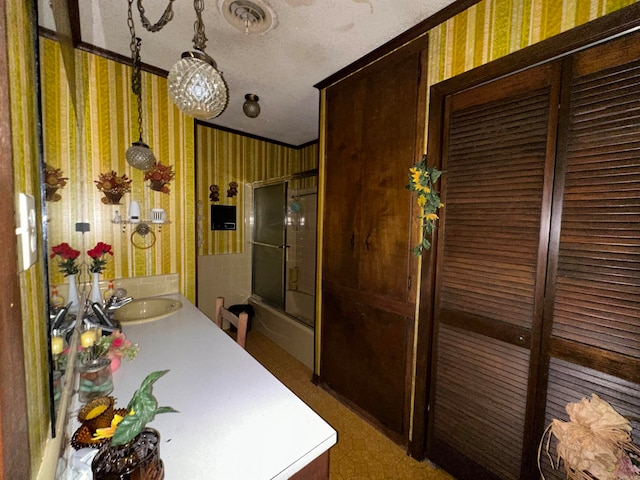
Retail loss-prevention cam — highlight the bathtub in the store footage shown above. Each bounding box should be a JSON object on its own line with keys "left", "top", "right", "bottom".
{"left": 285, "top": 290, "right": 315, "bottom": 328}
{"left": 249, "top": 295, "right": 314, "bottom": 370}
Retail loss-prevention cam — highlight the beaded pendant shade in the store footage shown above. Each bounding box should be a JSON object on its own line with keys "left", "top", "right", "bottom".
{"left": 125, "top": 0, "right": 156, "bottom": 171}
{"left": 168, "top": 0, "right": 228, "bottom": 120}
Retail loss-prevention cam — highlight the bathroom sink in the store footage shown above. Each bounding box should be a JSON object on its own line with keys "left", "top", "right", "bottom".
{"left": 113, "top": 298, "right": 183, "bottom": 325}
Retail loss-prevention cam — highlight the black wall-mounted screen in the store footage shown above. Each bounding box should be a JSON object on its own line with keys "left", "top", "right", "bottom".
{"left": 211, "top": 205, "right": 236, "bottom": 230}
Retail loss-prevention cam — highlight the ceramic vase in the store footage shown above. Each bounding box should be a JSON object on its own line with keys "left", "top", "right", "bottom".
{"left": 67, "top": 274, "right": 79, "bottom": 313}
{"left": 149, "top": 180, "right": 165, "bottom": 192}
{"left": 91, "top": 272, "right": 102, "bottom": 305}
{"left": 45, "top": 186, "right": 61, "bottom": 202}
{"left": 102, "top": 192, "right": 123, "bottom": 205}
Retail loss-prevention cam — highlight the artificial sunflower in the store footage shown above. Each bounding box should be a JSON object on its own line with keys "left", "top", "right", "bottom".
{"left": 407, "top": 155, "right": 444, "bottom": 256}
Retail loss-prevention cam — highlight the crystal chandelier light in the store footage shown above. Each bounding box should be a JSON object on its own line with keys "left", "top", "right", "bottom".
{"left": 125, "top": 0, "right": 156, "bottom": 171}
{"left": 168, "top": 0, "right": 228, "bottom": 120}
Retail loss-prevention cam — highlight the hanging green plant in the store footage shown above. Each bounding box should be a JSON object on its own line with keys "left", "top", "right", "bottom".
{"left": 407, "top": 155, "right": 444, "bottom": 256}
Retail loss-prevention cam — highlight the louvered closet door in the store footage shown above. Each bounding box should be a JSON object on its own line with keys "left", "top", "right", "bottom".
{"left": 540, "top": 32, "right": 640, "bottom": 480}
{"left": 428, "top": 63, "right": 561, "bottom": 480}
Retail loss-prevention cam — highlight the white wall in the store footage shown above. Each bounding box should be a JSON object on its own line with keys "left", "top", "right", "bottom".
{"left": 197, "top": 252, "right": 252, "bottom": 321}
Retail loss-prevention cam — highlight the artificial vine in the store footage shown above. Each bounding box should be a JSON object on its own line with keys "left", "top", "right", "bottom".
{"left": 407, "top": 155, "right": 444, "bottom": 256}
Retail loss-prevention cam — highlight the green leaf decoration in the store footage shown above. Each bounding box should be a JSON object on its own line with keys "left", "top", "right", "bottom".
{"left": 156, "top": 406, "right": 179, "bottom": 415}
{"left": 111, "top": 370, "right": 178, "bottom": 446}
{"left": 407, "top": 154, "right": 444, "bottom": 256}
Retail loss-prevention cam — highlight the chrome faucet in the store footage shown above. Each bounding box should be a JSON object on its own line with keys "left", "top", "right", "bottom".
{"left": 88, "top": 302, "right": 120, "bottom": 332}
{"left": 50, "top": 302, "right": 72, "bottom": 331}
{"left": 49, "top": 302, "right": 77, "bottom": 340}
{"left": 104, "top": 294, "right": 133, "bottom": 312}
{"left": 85, "top": 291, "right": 132, "bottom": 333}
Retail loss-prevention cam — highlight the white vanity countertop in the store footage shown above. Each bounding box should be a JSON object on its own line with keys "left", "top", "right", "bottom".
{"left": 106, "top": 293, "right": 336, "bottom": 479}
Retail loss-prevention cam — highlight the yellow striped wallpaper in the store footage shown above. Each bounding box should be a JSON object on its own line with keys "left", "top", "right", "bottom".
{"left": 16, "top": 1, "right": 632, "bottom": 474}
{"left": 427, "top": 0, "right": 638, "bottom": 85}
{"left": 196, "top": 123, "right": 318, "bottom": 256}
{"left": 41, "top": 38, "right": 196, "bottom": 302}
{"left": 7, "top": 0, "right": 50, "bottom": 474}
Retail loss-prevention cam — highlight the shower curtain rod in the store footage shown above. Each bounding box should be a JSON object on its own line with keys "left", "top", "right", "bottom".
{"left": 252, "top": 169, "right": 319, "bottom": 188}
{"left": 292, "top": 192, "right": 317, "bottom": 199}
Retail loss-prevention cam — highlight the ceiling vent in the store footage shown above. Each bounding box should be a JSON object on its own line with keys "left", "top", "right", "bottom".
{"left": 220, "top": 0, "right": 277, "bottom": 35}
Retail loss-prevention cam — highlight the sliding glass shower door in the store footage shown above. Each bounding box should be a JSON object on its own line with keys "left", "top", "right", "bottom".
{"left": 252, "top": 175, "right": 318, "bottom": 327}
{"left": 252, "top": 183, "right": 286, "bottom": 309}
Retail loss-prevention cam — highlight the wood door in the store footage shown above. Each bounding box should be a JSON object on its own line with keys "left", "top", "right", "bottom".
{"left": 323, "top": 40, "right": 425, "bottom": 303}
{"left": 321, "top": 291, "right": 411, "bottom": 440}
{"left": 323, "top": 73, "right": 365, "bottom": 292}
{"left": 427, "top": 29, "right": 640, "bottom": 480}
{"left": 357, "top": 45, "right": 425, "bottom": 303}
{"left": 320, "top": 37, "right": 427, "bottom": 446}
{"left": 538, "top": 31, "right": 640, "bottom": 479}
{"left": 427, "top": 63, "right": 561, "bottom": 480}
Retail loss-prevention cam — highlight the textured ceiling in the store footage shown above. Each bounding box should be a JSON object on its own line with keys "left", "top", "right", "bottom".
{"left": 38, "top": 0, "right": 457, "bottom": 146}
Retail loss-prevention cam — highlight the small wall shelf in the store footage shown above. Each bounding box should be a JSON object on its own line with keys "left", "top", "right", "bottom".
{"left": 112, "top": 219, "right": 170, "bottom": 232}
{"left": 112, "top": 220, "right": 170, "bottom": 249}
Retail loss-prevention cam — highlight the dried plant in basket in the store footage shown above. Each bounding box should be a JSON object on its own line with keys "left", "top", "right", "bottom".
{"left": 539, "top": 394, "right": 640, "bottom": 480}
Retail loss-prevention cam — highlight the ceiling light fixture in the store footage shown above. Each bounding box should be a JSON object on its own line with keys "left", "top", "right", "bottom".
{"left": 168, "top": 0, "right": 228, "bottom": 120}
{"left": 243, "top": 94, "right": 261, "bottom": 118}
{"left": 232, "top": 1, "right": 264, "bottom": 34}
{"left": 125, "top": 0, "right": 156, "bottom": 171}
{"left": 220, "top": 0, "right": 276, "bottom": 35}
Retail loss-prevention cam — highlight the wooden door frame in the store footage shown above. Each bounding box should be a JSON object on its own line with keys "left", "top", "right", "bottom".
{"left": 411, "top": 1, "right": 640, "bottom": 462}
{"left": 0, "top": 0, "right": 32, "bottom": 476}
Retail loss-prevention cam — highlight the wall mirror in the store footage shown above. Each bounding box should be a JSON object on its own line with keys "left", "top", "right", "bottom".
{"left": 38, "top": 0, "right": 84, "bottom": 435}
{"left": 37, "top": 0, "right": 186, "bottom": 434}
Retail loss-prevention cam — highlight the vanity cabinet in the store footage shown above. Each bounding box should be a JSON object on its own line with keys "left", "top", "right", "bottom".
{"left": 317, "top": 37, "right": 428, "bottom": 445}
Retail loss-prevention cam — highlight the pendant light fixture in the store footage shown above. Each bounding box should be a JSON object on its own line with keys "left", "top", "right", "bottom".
{"left": 168, "top": 0, "right": 228, "bottom": 120}
{"left": 125, "top": 0, "right": 156, "bottom": 171}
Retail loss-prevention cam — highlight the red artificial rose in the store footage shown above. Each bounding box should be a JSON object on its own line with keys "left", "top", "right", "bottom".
{"left": 88, "top": 242, "right": 113, "bottom": 273}
{"left": 88, "top": 242, "right": 113, "bottom": 259}
{"left": 50, "top": 243, "right": 81, "bottom": 276}
{"left": 50, "top": 242, "right": 80, "bottom": 260}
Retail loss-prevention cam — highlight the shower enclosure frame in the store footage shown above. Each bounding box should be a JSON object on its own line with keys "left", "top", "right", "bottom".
{"left": 251, "top": 170, "right": 318, "bottom": 328}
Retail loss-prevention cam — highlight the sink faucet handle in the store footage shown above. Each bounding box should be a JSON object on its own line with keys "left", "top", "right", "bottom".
{"left": 51, "top": 302, "right": 72, "bottom": 331}
{"left": 104, "top": 295, "right": 117, "bottom": 309}
{"left": 114, "top": 287, "right": 128, "bottom": 298}
{"left": 91, "top": 302, "right": 117, "bottom": 328}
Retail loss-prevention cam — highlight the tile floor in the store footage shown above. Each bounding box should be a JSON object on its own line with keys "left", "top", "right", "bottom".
{"left": 244, "top": 330, "right": 455, "bottom": 480}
